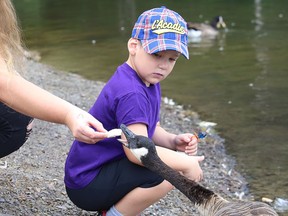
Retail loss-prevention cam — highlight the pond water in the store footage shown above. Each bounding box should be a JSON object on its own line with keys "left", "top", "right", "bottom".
{"left": 14, "top": 0, "right": 288, "bottom": 214}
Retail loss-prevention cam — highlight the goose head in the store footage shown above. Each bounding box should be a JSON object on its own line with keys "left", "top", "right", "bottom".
{"left": 119, "top": 124, "right": 156, "bottom": 162}
{"left": 211, "top": 16, "right": 226, "bottom": 29}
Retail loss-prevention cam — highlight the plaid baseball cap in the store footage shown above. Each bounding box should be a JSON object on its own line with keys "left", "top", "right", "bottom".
{"left": 131, "top": 6, "right": 189, "bottom": 59}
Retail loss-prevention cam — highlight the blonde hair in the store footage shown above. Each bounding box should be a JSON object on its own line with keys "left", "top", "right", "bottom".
{"left": 0, "top": 0, "right": 24, "bottom": 73}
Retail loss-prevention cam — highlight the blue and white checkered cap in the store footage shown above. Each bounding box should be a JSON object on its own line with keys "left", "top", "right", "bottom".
{"left": 132, "top": 6, "right": 189, "bottom": 59}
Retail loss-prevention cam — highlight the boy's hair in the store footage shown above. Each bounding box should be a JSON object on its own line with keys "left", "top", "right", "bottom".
{"left": 131, "top": 6, "right": 189, "bottom": 59}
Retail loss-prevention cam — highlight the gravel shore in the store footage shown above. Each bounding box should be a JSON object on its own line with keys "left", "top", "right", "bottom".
{"left": 1, "top": 59, "right": 255, "bottom": 215}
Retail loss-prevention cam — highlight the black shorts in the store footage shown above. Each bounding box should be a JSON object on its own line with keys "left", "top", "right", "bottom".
{"left": 66, "top": 157, "right": 164, "bottom": 211}
{"left": 0, "top": 103, "right": 33, "bottom": 158}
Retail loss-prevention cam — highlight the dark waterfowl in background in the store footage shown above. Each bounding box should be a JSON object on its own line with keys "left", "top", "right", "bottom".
{"left": 187, "top": 16, "right": 227, "bottom": 38}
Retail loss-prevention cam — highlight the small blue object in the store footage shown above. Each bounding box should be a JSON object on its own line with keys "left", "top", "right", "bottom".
{"left": 198, "top": 132, "right": 207, "bottom": 139}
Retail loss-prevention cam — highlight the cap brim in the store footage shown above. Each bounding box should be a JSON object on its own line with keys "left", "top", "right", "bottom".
{"left": 141, "top": 39, "right": 189, "bottom": 59}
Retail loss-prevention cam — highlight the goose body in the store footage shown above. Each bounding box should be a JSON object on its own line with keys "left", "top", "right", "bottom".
{"left": 120, "top": 124, "right": 278, "bottom": 216}
{"left": 187, "top": 16, "right": 226, "bottom": 38}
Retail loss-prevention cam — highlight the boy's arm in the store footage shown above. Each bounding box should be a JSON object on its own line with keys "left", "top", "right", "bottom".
{"left": 153, "top": 122, "right": 199, "bottom": 155}
{"left": 155, "top": 145, "right": 204, "bottom": 181}
{"left": 122, "top": 123, "right": 204, "bottom": 181}
{"left": 152, "top": 122, "right": 177, "bottom": 150}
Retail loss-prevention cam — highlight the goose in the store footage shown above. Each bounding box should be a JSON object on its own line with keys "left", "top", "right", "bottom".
{"left": 187, "top": 16, "right": 226, "bottom": 38}
{"left": 119, "top": 124, "right": 278, "bottom": 216}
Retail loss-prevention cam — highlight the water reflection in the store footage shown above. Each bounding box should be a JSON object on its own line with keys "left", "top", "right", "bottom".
{"left": 251, "top": 0, "right": 270, "bottom": 119}
{"left": 248, "top": 1, "right": 288, "bottom": 213}
{"left": 188, "top": 31, "right": 227, "bottom": 56}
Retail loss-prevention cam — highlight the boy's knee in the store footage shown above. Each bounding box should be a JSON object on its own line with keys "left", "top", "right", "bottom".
{"left": 159, "top": 180, "right": 174, "bottom": 193}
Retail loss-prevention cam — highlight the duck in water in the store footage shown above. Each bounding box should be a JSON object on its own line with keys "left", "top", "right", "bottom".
{"left": 187, "top": 16, "right": 227, "bottom": 38}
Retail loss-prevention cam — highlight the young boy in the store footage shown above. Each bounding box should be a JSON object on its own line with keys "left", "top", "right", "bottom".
{"left": 65, "top": 6, "right": 204, "bottom": 216}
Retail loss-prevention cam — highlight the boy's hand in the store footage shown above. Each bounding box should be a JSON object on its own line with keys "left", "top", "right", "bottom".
{"left": 175, "top": 133, "right": 198, "bottom": 155}
{"left": 182, "top": 155, "right": 205, "bottom": 182}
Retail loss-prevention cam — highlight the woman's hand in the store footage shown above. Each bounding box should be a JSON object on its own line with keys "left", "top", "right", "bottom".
{"left": 65, "top": 108, "right": 108, "bottom": 144}
{"left": 174, "top": 133, "right": 198, "bottom": 155}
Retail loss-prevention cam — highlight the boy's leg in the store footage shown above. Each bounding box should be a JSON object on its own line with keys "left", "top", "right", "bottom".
{"left": 114, "top": 180, "right": 173, "bottom": 216}
{"left": 66, "top": 158, "right": 169, "bottom": 212}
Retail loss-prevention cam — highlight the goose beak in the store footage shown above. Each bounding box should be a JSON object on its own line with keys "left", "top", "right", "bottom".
{"left": 118, "top": 138, "right": 129, "bottom": 147}
{"left": 216, "top": 21, "right": 226, "bottom": 29}
{"left": 120, "top": 124, "right": 135, "bottom": 138}
{"left": 119, "top": 124, "right": 136, "bottom": 148}
{"left": 217, "top": 16, "right": 226, "bottom": 29}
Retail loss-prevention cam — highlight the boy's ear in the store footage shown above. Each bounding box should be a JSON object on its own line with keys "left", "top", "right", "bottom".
{"left": 127, "top": 38, "right": 139, "bottom": 55}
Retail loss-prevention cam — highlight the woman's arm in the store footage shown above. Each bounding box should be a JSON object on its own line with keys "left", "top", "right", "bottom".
{"left": 0, "top": 73, "right": 107, "bottom": 143}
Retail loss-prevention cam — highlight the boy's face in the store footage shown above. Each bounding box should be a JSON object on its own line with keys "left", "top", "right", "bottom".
{"left": 132, "top": 40, "right": 180, "bottom": 87}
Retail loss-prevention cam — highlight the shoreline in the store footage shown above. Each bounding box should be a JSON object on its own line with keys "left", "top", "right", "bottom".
{"left": 0, "top": 59, "right": 254, "bottom": 215}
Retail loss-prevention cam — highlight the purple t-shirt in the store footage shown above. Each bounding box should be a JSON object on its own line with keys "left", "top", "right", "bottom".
{"left": 64, "top": 63, "right": 161, "bottom": 189}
